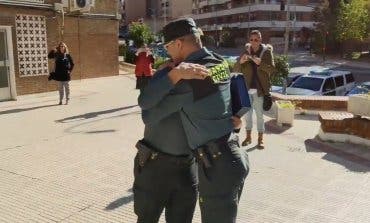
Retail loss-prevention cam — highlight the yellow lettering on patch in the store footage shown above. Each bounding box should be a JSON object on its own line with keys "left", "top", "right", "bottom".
{"left": 208, "top": 61, "right": 230, "bottom": 83}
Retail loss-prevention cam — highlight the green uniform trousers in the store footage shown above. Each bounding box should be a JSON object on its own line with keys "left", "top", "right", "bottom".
{"left": 133, "top": 153, "right": 198, "bottom": 223}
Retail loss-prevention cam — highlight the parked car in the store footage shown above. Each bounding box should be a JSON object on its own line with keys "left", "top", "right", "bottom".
{"left": 271, "top": 73, "right": 303, "bottom": 94}
{"left": 287, "top": 73, "right": 304, "bottom": 87}
{"left": 345, "top": 82, "right": 370, "bottom": 96}
{"left": 286, "top": 68, "right": 355, "bottom": 96}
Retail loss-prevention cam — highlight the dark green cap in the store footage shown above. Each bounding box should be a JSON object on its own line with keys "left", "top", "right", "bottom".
{"left": 162, "top": 18, "right": 202, "bottom": 44}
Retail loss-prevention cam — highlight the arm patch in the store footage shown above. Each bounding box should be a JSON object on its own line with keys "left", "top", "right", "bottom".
{"left": 209, "top": 61, "right": 230, "bottom": 83}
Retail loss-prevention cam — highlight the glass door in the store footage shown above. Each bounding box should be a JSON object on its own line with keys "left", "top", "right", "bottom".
{"left": 0, "top": 29, "right": 11, "bottom": 101}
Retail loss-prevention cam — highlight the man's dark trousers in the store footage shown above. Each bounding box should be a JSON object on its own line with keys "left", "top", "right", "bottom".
{"left": 133, "top": 154, "right": 198, "bottom": 223}
{"left": 198, "top": 133, "right": 249, "bottom": 223}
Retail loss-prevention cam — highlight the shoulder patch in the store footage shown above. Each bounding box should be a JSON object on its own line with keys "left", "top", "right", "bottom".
{"left": 208, "top": 60, "right": 230, "bottom": 83}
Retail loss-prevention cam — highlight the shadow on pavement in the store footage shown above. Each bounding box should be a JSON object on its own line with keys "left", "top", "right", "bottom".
{"left": 85, "top": 129, "right": 117, "bottom": 134}
{"left": 246, "top": 145, "right": 259, "bottom": 153}
{"left": 265, "top": 119, "right": 292, "bottom": 134}
{"left": 304, "top": 138, "right": 370, "bottom": 172}
{"left": 105, "top": 188, "right": 134, "bottom": 211}
{"left": 0, "top": 104, "right": 59, "bottom": 115}
{"left": 105, "top": 194, "right": 134, "bottom": 210}
{"left": 63, "top": 110, "right": 141, "bottom": 134}
{"left": 55, "top": 105, "right": 138, "bottom": 123}
{"left": 293, "top": 114, "right": 319, "bottom": 121}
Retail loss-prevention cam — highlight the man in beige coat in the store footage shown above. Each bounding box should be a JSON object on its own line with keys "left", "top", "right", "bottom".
{"left": 234, "top": 30, "right": 275, "bottom": 149}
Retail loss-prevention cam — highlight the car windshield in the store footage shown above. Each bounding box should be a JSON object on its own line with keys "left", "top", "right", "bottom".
{"left": 290, "top": 77, "right": 323, "bottom": 91}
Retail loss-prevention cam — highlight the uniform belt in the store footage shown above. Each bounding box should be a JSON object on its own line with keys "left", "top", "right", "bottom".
{"left": 194, "top": 133, "right": 231, "bottom": 169}
{"left": 156, "top": 152, "right": 193, "bottom": 165}
{"left": 136, "top": 140, "right": 192, "bottom": 167}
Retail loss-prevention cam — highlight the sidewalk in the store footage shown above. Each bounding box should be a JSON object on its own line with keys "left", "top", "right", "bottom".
{"left": 0, "top": 75, "right": 369, "bottom": 222}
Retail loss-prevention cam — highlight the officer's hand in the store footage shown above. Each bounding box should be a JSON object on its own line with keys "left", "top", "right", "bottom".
{"left": 231, "top": 116, "right": 242, "bottom": 129}
{"left": 169, "top": 62, "right": 209, "bottom": 84}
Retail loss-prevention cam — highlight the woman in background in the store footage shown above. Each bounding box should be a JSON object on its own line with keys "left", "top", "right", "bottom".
{"left": 48, "top": 42, "right": 74, "bottom": 105}
{"left": 134, "top": 44, "right": 154, "bottom": 90}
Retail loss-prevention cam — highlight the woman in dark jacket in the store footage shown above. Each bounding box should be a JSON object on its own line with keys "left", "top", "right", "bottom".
{"left": 48, "top": 42, "right": 74, "bottom": 105}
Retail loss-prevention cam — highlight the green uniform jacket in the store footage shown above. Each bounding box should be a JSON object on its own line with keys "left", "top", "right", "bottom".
{"left": 233, "top": 43, "right": 275, "bottom": 96}
{"left": 138, "top": 48, "right": 233, "bottom": 150}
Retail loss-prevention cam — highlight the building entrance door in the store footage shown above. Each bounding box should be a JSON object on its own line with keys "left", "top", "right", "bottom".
{"left": 0, "top": 28, "right": 11, "bottom": 101}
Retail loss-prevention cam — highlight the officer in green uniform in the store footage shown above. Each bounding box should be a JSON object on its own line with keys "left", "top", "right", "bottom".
{"left": 139, "top": 18, "right": 249, "bottom": 223}
{"left": 134, "top": 22, "right": 212, "bottom": 223}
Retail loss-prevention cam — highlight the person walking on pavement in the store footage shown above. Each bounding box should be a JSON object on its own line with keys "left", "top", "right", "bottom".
{"left": 234, "top": 30, "right": 275, "bottom": 149}
{"left": 138, "top": 18, "right": 249, "bottom": 223}
{"left": 133, "top": 44, "right": 209, "bottom": 222}
{"left": 134, "top": 44, "right": 155, "bottom": 91}
{"left": 48, "top": 42, "right": 74, "bottom": 105}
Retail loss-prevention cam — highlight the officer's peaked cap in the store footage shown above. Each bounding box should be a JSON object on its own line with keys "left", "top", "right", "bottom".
{"left": 162, "top": 18, "right": 202, "bottom": 44}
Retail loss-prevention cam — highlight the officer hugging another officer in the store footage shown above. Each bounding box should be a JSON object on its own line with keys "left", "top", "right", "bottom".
{"left": 134, "top": 18, "right": 250, "bottom": 223}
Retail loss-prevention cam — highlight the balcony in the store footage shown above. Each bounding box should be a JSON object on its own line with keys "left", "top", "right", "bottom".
{"left": 199, "top": 0, "right": 231, "bottom": 8}
{"left": 192, "top": 3, "right": 315, "bottom": 20}
{"left": 200, "top": 20, "right": 315, "bottom": 31}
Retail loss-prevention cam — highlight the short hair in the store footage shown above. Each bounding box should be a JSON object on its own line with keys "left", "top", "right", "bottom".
{"left": 181, "top": 33, "right": 203, "bottom": 48}
{"left": 250, "top": 30, "right": 262, "bottom": 39}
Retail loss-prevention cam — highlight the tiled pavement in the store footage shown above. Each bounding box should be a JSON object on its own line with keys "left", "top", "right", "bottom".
{"left": 0, "top": 75, "right": 369, "bottom": 223}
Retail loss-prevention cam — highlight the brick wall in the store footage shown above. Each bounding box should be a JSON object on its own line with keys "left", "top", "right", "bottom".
{"left": 272, "top": 93, "right": 348, "bottom": 111}
{"left": 319, "top": 112, "right": 370, "bottom": 140}
{"left": 0, "top": 0, "right": 119, "bottom": 96}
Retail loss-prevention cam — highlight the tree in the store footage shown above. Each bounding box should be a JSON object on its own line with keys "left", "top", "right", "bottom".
{"left": 128, "top": 22, "right": 155, "bottom": 47}
{"left": 312, "top": 0, "right": 341, "bottom": 53}
{"left": 336, "top": 0, "right": 369, "bottom": 42}
{"left": 271, "top": 55, "right": 290, "bottom": 87}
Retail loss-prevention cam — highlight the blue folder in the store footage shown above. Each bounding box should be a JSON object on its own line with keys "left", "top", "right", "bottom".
{"left": 230, "top": 73, "right": 251, "bottom": 117}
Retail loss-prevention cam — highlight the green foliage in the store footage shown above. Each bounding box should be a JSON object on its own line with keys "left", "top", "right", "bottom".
{"left": 336, "top": 0, "right": 369, "bottom": 42}
{"left": 119, "top": 44, "right": 135, "bottom": 64}
{"left": 271, "top": 55, "right": 290, "bottom": 86}
{"left": 313, "top": 0, "right": 341, "bottom": 53}
{"left": 124, "top": 50, "right": 136, "bottom": 64}
{"left": 128, "top": 22, "right": 155, "bottom": 47}
{"left": 351, "top": 51, "right": 362, "bottom": 59}
{"left": 153, "top": 57, "right": 168, "bottom": 70}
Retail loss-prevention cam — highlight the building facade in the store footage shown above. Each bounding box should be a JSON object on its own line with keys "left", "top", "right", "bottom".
{"left": 191, "top": 0, "right": 320, "bottom": 47}
{"left": 0, "top": 0, "right": 120, "bottom": 101}
{"left": 123, "top": 0, "right": 192, "bottom": 34}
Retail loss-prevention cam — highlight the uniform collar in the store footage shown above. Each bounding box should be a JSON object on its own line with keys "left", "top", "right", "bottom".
{"left": 184, "top": 47, "right": 211, "bottom": 62}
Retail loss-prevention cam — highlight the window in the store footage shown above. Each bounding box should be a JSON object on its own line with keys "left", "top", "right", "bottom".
{"left": 16, "top": 14, "right": 49, "bottom": 76}
{"left": 345, "top": 73, "right": 354, "bottom": 83}
{"left": 323, "top": 78, "right": 335, "bottom": 92}
{"left": 334, "top": 75, "right": 344, "bottom": 87}
{"left": 291, "top": 77, "right": 323, "bottom": 91}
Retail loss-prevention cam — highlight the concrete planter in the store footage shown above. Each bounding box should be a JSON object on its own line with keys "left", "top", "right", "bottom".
{"left": 348, "top": 94, "right": 370, "bottom": 117}
{"left": 276, "top": 100, "right": 295, "bottom": 126}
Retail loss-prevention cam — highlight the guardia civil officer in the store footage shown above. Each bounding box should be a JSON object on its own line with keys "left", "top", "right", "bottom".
{"left": 134, "top": 28, "right": 210, "bottom": 223}
{"left": 139, "top": 18, "right": 249, "bottom": 223}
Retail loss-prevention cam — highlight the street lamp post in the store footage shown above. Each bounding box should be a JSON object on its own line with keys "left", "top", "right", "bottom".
{"left": 284, "top": 0, "right": 290, "bottom": 56}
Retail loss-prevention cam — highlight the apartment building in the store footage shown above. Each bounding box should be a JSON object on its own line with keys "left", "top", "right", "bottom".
{"left": 123, "top": 0, "right": 192, "bottom": 33}
{"left": 192, "top": 0, "right": 320, "bottom": 47}
{"left": 0, "top": 0, "right": 120, "bottom": 101}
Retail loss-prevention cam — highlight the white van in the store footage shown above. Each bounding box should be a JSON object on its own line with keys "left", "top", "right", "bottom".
{"left": 286, "top": 68, "right": 355, "bottom": 96}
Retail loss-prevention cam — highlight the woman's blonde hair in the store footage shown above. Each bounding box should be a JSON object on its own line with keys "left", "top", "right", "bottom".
{"left": 57, "top": 42, "right": 69, "bottom": 54}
